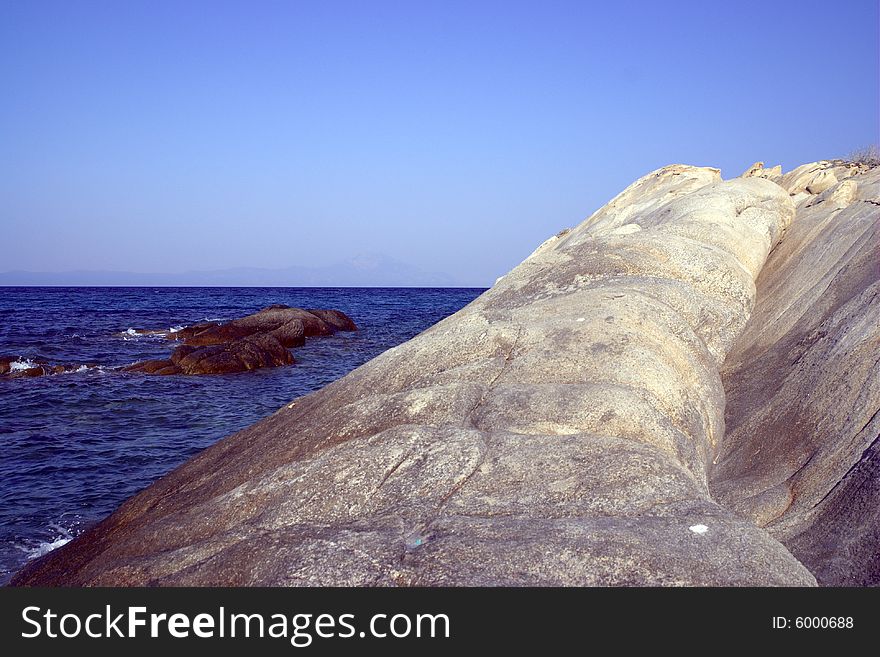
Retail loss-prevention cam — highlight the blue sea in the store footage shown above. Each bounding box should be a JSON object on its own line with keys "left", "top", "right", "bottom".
{"left": 0, "top": 286, "right": 484, "bottom": 584}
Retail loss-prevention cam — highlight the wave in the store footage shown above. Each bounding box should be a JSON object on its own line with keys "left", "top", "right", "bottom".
{"left": 118, "top": 322, "right": 216, "bottom": 340}
{"left": 120, "top": 328, "right": 139, "bottom": 341}
{"left": 17, "top": 523, "right": 74, "bottom": 561}
{"left": 8, "top": 358, "right": 39, "bottom": 372}
{"left": 65, "top": 364, "right": 112, "bottom": 375}
{"left": 119, "top": 327, "right": 169, "bottom": 341}
{"left": 64, "top": 364, "right": 103, "bottom": 374}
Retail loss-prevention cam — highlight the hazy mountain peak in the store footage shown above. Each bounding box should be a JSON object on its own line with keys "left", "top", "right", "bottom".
{"left": 0, "top": 254, "right": 469, "bottom": 287}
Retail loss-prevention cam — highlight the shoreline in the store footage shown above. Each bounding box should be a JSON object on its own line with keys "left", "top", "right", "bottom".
{"left": 10, "top": 160, "right": 880, "bottom": 586}
{"left": 0, "top": 287, "right": 484, "bottom": 584}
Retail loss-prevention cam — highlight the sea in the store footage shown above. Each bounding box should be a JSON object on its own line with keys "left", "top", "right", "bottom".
{"left": 0, "top": 286, "right": 484, "bottom": 584}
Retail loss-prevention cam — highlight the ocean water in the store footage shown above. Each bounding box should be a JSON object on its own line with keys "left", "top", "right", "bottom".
{"left": 0, "top": 286, "right": 484, "bottom": 584}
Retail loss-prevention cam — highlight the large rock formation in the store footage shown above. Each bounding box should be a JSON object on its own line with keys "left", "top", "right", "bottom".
{"left": 12, "top": 160, "right": 878, "bottom": 586}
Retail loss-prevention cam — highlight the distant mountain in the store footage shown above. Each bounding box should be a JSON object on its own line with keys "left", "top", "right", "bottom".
{"left": 0, "top": 254, "right": 467, "bottom": 287}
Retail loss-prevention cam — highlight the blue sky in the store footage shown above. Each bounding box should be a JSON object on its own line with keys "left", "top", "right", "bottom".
{"left": 1, "top": 0, "right": 877, "bottom": 285}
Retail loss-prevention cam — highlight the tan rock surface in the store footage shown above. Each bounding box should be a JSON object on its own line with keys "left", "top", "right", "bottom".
{"left": 710, "top": 164, "right": 880, "bottom": 585}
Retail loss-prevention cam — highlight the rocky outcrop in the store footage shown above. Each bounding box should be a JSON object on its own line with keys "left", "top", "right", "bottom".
{"left": 12, "top": 161, "right": 877, "bottom": 586}
{"left": 126, "top": 334, "right": 296, "bottom": 376}
{"left": 740, "top": 161, "right": 783, "bottom": 183}
{"left": 710, "top": 160, "right": 879, "bottom": 585}
{"left": 0, "top": 357, "right": 89, "bottom": 379}
{"left": 125, "top": 305, "right": 357, "bottom": 375}
{"left": 4, "top": 306, "right": 356, "bottom": 379}
{"left": 166, "top": 306, "right": 356, "bottom": 348}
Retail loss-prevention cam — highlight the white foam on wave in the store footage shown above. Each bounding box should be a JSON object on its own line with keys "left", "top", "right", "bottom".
{"left": 17, "top": 524, "right": 74, "bottom": 561}
{"left": 9, "top": 358, "right": 38, "bottom": 372}
{"left": 56, "top": 364, "right": 110, "bottom": 376}
{"left": 122, "top": 327, "right": 175, "bottom": 341}
{"left": 23, "top": 536, "right": 72, "bottom": 559}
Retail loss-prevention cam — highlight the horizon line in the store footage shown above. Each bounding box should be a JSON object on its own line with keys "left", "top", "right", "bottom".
{"left": 0, "top": 284, "right": 490, "bottom": 289}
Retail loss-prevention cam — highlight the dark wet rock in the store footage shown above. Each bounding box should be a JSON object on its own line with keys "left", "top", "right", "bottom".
{"left": 125, "top": 359, "right": 176, "bottom": 375}
{"left": 123, "top": 306, "right": 355, "bottom": 376}
{"left": 3, "top": 306, "right": 355, "bottom": 380}
{"left": 171, "top": 334, "right": 294, "bottom": 375}
{"left": 173, "top": 324, "right": 252, "bottom": 346}
{"left": 1, "top": 357, "right": 97, "bottom": 379}
{"left": 1, "top": 357, "right": 44, "bottom": 377}
{"left": 305, "top": 309, "right": 359, "bottom": 332}
{"left": 268, "top": 320, "right": 306, "bottom": 349}
{"left": 12, "top": 365, "right": 46, "bottom": 378}
{"left": 117, "top": 306, "right": 352, "bottom": 349}
{"left": 178, "top": 306, "right": 341, "bottom": 347}
{"left": 169, "top": 322, "right": 220, "bottom": 341}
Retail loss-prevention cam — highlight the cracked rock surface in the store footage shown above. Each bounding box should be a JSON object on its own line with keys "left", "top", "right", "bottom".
{"left": 13, "top": 161, "right": 878, "bottom": 586}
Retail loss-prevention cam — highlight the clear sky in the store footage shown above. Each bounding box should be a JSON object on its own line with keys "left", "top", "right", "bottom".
{"left": 2, "top": 0, "right": 877, "bottom": 286}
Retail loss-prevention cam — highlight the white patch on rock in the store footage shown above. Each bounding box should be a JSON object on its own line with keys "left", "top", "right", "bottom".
{"left": 689, "top": 524, "right": 709, "bottom": 535}
{"left": 610, "top": 223, "right": 642, "bottom": 235}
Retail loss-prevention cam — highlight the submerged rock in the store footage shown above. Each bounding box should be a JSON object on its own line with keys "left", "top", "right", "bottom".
{"left": 124, "top": 305, "right": 356, "bottom": 376}
{"left": 12, "top": 161, "right": 878, "bottom": 586}
{"left": 0, "top": 357, "right": 85, "bottom": 379}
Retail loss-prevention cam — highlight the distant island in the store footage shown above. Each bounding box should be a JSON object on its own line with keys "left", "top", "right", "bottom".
{"left": 0, "top": 253, "right": 467, "bottom": 288}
